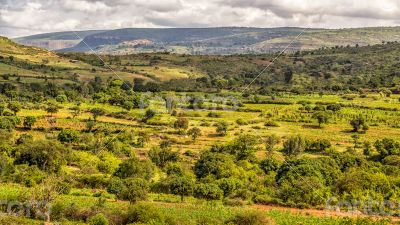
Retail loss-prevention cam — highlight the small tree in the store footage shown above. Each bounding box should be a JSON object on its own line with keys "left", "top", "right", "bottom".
{"left": 375, "top": 138, "right": 400, "bottom": 159}
{"left": 283, "top": 135, "right": 307, "bottom": 156}
{"left": 8, "top": 102, "right": 21, "bottom": 115}
{"left": 188, "top": 127, "right": 202, "bottom": 142}
{"left": 194, "top": 183, "right": 223, "bottom": 201}
{"left": 25, "top": 176, "right": 64, "bottom": 222}
{"left": 350, "top": 115, "right": 369, "bottom": 132}
{"left": 174, "top": 118, "right": 189, "bottom": 133}
{"left": 327, "top": 104, "right": 341, "bottom": 112}
{"left": 57, "top": 129, "right": 79, "bottom": 143}
{"left": 90, "top": 108, "right": 106, "bottom": 121}
{"left": 23, "top": 116, "right": 37, "bottom": 130}
{"left": 167, "top": 176, "right": 194, "bottom": 202}
{"left": 148, "top": 147, "right": 179, "bottom": 168}
{"left": 121, "top": 178, "right": 149, "bottom": 204}
{"left": 70, "top": 106, "right": 81, "bottom": 118}
{"left": 137, "top": 132, "right": 150, "bottom": 147}
{"left": 313, "top": 112, "right": 329, "bottom": 128}
{"left": 265, "top": 134, "right": 280, "bottom": 154}
{"left": 46, "top": 105, "right": 59, "bottom": 116}
{"left": 55, "top": 94, "right": 68, "bottom": 103}
{"left": 216, "top": 121, "right": 228, "bottom": 136}
{"left": 143, "top": 109, "right": 156, "bottom": 122}
{"left": 88, "top": 213, "right": 109, "bottom": 225}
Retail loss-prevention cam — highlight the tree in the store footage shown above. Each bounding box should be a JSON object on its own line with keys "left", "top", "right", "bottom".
{"left": 194, "top": 151, "right": 238, "bottom": 179}
{"left": 23, "top": 116, "right": 37, "bottom": 130}
{"left": 350, "top": 115, "right": 369, "bottom": 132}
{"left": 121, "top": 178, "right": 149, "bottom": 204}
{"left": 284, "top": 68, "right": 293, "bottom": 83}
{"left": 194, "top": 183, "right": 223, "bottom": 201}
{"left": 90, "top": 108, "right": 106, "bottom": 121}
{"left": 148, "top": 147, "right": 180, "bottom": 168}
{"left": 265, "top": 134, "right": 280, "bottom": 154}
{"left": 188, "top": 127, "right": 202, "bottom": 142}
{"left": 57, "top": 129, "right": 79, "bottom": 143}
{"left": 86, "top": 120, "right": 95, "bottom": 132}
{"left": 88, "top": 214, "right": 109, "bottom": 225}
{"left": 174, "top": 118, "right": 189, "bottom": 132}
{"left": 15, "top": 140, "right": 68, "bottom": 173}
{"left": 55, "top": 94, "right": 68, "bottom": 103}
{"left": 283, "top": 135, "right": 307, "bottom": 156}
{"left": 114, "top": 157, "right": 153, "bottom": 180}
{"left": 70, "top": 106, "right": 81, "bottom": 118}
{"left": 8, "top": 102, "right": 21, "bottom": 115}
{"left": 0, "top": 104, "right": 5, "bottom": 116}
{"left": 216, "top": 121, "right": 228, "bottom": 136}
{"left": 217, "top": 178, "right": 242, "bottom": 198}
{"left": 137, "top": 132, "right": 150, "bottom": 147}
{"left": 260, "top": 158, "right": 280, "bottom": 174}
{"left": 375, "top": 138, "right": 400, "bottom": 159}
{"left": 166, "top": 175, "right": 194, "bottom": 202}
{"left": 143, "top": 109, "right": 156, "bottom": 122}
{"left": 46, "top": 105, "right": 59, "bottom": 116}
{"left": 327, "top": 104, "right": 341, "bottom": 112}
{"left": 313, "top": 112, "right": 329, "bottom": 128}
{"left": 227, "top": 134, "right": 260, "bottom": 161}
{"left": 25, "top": 176, "right": 65, "bottom": 222}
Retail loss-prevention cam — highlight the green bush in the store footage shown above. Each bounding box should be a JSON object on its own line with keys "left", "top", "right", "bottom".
{"left": 226, "top": 210, "right": 274, "bottom": 225}
{"left": 125, "top": 203, "right": 164, "bottom": 224}
{"left": 88, "top": 213, "right": 109, "bottom": 225}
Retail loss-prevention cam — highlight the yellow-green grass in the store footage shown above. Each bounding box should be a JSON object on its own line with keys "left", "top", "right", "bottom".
{"left": 0, "top": 183, "right": 391, "bottom": 225}
{"left": 133, "top": 66, "right": 204, "bottom": 81}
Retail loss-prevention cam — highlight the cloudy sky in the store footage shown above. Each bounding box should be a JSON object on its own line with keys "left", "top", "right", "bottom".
{"left": 1, "top": 0, "right": 399, "bottom": 37}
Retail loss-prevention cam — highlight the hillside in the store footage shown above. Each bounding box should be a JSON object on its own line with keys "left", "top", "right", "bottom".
{"left": 14, "top": 26, "right": 400, "bottom": 55}
{"left": 0, "top": 37, "right": 204, "bottom": 85}
{"left": 14, "top": 30, "right": 107, "bottom": 50}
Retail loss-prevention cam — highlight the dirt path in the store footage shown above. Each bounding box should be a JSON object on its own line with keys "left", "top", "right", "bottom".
{"left": 252, "top": 204, "right": 400, "bottom": 222}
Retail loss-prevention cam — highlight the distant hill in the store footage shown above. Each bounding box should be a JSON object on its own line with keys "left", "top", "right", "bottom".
{"left": 14, "top": 30, "right": 107, "bottom": 51}
{"left": 13, "top": 27, "right": 400, "bottom": 55}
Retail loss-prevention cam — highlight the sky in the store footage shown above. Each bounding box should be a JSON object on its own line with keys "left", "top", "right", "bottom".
{"left": 0, "top": 0, "right": 399, "bottom": 38}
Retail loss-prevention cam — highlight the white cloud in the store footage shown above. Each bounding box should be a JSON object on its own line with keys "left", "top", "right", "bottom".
{"left": 1, "top": 0, "right": 399, "bottom": 37}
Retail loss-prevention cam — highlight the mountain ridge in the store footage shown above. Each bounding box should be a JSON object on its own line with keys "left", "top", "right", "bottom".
{"left": 14, "top": 26, "right": 400, "bottom": 55}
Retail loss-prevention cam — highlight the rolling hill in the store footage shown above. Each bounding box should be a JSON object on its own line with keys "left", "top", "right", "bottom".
{"left": 14, "top": 30, "right": 107, "bottom": 51}
{"left": 14, "top": 27, "right": 400, "bottom": 55}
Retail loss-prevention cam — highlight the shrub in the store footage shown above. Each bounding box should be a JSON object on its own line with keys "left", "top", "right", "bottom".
{"left": 264, "top": 120, "right": 279, "bottom": 127}
{"left": 188, "top": 127, "right": 202, "bottom": 141}
{"left": 260, "top": 158, "right": 280, "bottom": 174}
{"left": 148, "top": 147, "right": 180, "bottom": 168}
{"left": 194, "top": 183, "right": 223, "bottom": 201}
{"left": 23, "top": 116, "right": 37, "bottom": 129}
{"left": 125, "top": 203, "right": 164, "bottom": 224}
{"left": 88, "top": 213, "right": 109, "bottom": 225}
{"left": 174, "top": 117, "right": 189, "bottom": 131}
{"left": 216, "top": 121, "right": 228, "bottom": 136}
{"left": 107, "top": 177, "right": 125, "bottom": 196}
{"left": 350, "top": 115, "right": 369, "bottom": 132}
{"left": 120, "top": 178, "right": 149, "bottom": 203}
{"left": 283, "top": 135, "right": 307, "bottom": 156}
{"left": 306, "top": 139, "right": 332, "bottom": 152}
{"left": 226, "top": 210, "right": 274, "bottom": 225}
{"left": 375, "top": 138, "right": 400, "bottom": 159}
{"left": 57, "top": 129, "right": 80, "bottom": 143}
{"left": 114, "top": 157, "right": 153, "bottom": 180}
